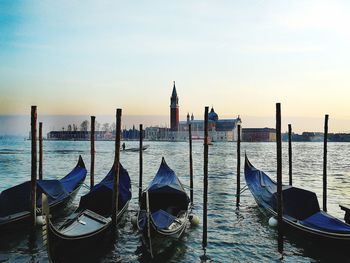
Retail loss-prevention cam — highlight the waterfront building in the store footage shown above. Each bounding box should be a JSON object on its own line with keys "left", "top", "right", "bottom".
{"left": 47, "top": 131, "right": 106, "bottom": 140}
{"left": 177, "top": 107, "right": 242, "bottom": 142}
{"left": 242, "top": 128, "right": 276, "bottom": 142}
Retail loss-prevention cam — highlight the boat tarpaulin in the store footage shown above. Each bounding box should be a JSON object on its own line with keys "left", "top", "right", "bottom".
{"left": 148, "top": 158, "right": 188, "bottom": 197}
{"left": 271, "top": 187, "right": 320, "bottom": 220}
{"left": 151, "top": 209, "right": 176, "bottom": 230}
{"left": 79, "top": 163, "right": 131, "bottom": 216}
{"left": 60, "top": 165, "right": 88, "bottom": 193}
{"left": 0, "top": 157, "right": 87, "bottom": 218}
{"left": 300, "top": 212, "right": 350, "bottom": 233}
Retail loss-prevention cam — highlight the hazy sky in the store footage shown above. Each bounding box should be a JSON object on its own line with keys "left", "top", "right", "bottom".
{"left": 1, "top": 1, "right": 350, "bottom": 132}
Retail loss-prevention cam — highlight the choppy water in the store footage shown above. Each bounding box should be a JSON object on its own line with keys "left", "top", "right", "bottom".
{"left": 0, "top": 137, "right": 350, "bottom": 262}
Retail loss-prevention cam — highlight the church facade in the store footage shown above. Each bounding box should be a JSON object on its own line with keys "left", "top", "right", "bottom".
{"left": 145, "top": 82, "right": 242, "bottom": 141}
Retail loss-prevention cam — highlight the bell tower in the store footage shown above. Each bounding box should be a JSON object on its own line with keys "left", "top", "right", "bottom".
{"left": 170, "top": 81, "right": 179, "bottom": 131}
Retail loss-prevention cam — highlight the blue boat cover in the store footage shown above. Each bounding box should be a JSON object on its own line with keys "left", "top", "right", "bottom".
{"left": 245, "top": 156, "right": 350, "bottom": 235}
{"left": 271, "top": 187, "right": 320, "bottom": 220}
{"left": 139, "top": 158, "right": 189, "bottom": 231}
{"left": 78, "top": 162, "right": 131, "bottom": 216}
{"left": 300, "top": 211, "right": 350, "bottom": 233}
{"left": 151, "top": 209, "right": 176, "bottom": 230}
{"left": 0, "top": 156, "right": 87, "bottom": 218}
{"left": 147, "top": 158, "right": 187, "bottom": 197}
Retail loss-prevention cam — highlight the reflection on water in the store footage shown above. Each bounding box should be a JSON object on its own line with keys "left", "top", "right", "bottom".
{"left": 1, "top": 139, "right": 350, "bottom": 262}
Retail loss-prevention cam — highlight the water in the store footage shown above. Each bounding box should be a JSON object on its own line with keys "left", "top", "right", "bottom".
{"left": 1, "top": 137, "right": 350, "bottom": 262}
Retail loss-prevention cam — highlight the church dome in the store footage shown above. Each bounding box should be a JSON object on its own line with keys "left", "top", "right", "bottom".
{"left": 208, "top": 107, "right": 218, "bottom": 121}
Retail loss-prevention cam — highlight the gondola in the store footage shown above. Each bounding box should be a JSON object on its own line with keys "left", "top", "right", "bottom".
{"left": 44, "top": 162, "right": 131, "bottom": 254}
{"left": 137, "top": 157, "right": 190, "bottom": 255}
{"left": 0, "top": 155, "right": 87, "bottom": 233}
{"left": 244, "top": 155, "right": 350, "bottom": 245}
{"left": 122, "top": 145, "right": 149, "bottom": 152}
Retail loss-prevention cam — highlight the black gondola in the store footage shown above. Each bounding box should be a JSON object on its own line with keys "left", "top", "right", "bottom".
{"left": 0, "top": 155, "right": 87, "bottom": 233}
{"left": 44, "top": 162, "right": 131, "bottom": 254}
{"left": 122, "top": 145, "right": 149, "bottom": 152}
{"left": 137, "top": 157, "right": 190, "bottom": 255}
{"left": 245, "top": 155, "right": 350, "bottom": 245}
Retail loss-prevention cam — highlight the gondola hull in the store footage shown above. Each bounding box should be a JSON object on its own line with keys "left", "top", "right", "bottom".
{"left": 0, "top": 183, "right": 82, "bottom": 232}
{"left": 43, "top": 162, "right": 132, "bottom": 257}
{"left": 137, "top": 158, "right": 190, "bottom": 255}
{"left": 0, "top": 156, "right": 87, "bottom": 233}
{"left": 139, "top": 208, "right": 189, "bottom": 254}
{"left": 245, "top": 156, "right": 350, "bottom": 247}
{"left": 46, "top": 202, "right": 129, "bottom": 254}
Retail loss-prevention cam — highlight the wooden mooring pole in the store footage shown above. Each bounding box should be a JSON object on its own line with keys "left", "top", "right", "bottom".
{"left": 90, "top": 116, "right": 95, "bottom": 189}
{"left": 236, "top": 124, "right": 241, "bottom": 208}
{"left": 276, "top": 103, "right": 283, "bottom": 254}
{"left": 202, "top": 106, "right": 209, "bottom": 250}
{"left": 31, "top": 106, "right": 37, "bottom": 227}
{"left": 189, "top": 123, "right": 194, "bottom": 205}
{"left": 323, "top": 114, "right": 329, "bottom": 212}
{"left": 288, "top": 124, "right": 292, "bottom": 186}
{"left": 112, "top": 109, "right": 122, "bottom": 227}
{"left": 139, "top": 124, "right": 143, "bottom": 204}
{"left": 39, "top": 122, "right": 43, "bottom": 180}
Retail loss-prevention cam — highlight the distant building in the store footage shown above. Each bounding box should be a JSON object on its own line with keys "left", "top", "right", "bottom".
{"left": 47, "top": 131, "right": 106, "bottom": 140}
{"left": 177, "top": 107, "right": 242, "bottom": 142}
{"left": 242, "top": 128, "right": 276, "bottom": 142}
{"left": 145, "top": 83, "right": 242, "bottom": 141}
{"left": 170, "top": 81, "right": 179, "bottom": 131}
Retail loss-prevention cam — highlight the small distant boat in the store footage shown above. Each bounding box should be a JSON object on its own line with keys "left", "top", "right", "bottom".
{"left": 245, "top": 155, "right": 350, "bottom": 245}
{"left": 137, "top": 157, "right": 190, "bottom": 255}
{"left": 0, "top": 156, "right": 87, "bottom": 232}
{"left": 44, "top": 162, "right": 131, "bottom": 253}
{"left": 122, "top": 145, "right": 149, "bottom": 152}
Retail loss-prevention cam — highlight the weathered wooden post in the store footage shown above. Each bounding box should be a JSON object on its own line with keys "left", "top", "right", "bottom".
{"left": 139, "top": 124, "right": 143, "bottom": 204}
{"left": 39, "top": 122, "right": 43, "bottom": 180}
{"left": 203, "top": 106, "right": 209, "bottom": 251}
{"left": 288, "top": 124, "right": 292, "bottom": 186}
{"left": 189, "top": 123, "right": 194, "bottom": 205}
{"left": 112, "top": 109, "right": 122, "bottom": 227}
{"left": 323, "top": 114, "right": 329, "bottom": 212}
{"left": 90, "top": 116, "right": 95, "bottom": 189}
{"left": 31, "top": 106, "right": 37, "bottom": 227}
{"left": 236, "top": 124, "right": 241, "bottom": 208}
{"left": 276, "top": 103, "right": 283, "bottom": 253}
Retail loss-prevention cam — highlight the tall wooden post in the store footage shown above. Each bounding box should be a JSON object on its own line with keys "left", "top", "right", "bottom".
{"left": 276, "top": 103, "right": 283, "bottom": 253}
{"left": 323, "top": 114, "right": 329, "bottom": 212}
{"left": 39, "top": 122, "right": 43, "bottom": 180}
{"left": 288, "top": 124, "right": 292, "bottom": 186}
{"left": 31, "top": 106, "right": 37, "bottom": 227}
{"left": 202, "top": 106, "right": 209, "bottom": 250}
{"left": 236, "top": 124, "right": 241, "bottom": 208}
{"left": 189, "top": 123, "right": 194, "bottom": 205}
{"left": 90, "top": 116, "right": 95, "bottom": 189}
{"left": 112, "top": 109, "right": 122, "bottom": 227}
{"left": 139, "top": 124, "right": 143, "bottom": 204}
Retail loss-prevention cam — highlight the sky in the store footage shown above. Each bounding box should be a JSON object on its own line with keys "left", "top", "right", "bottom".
{"left": 1, "top": 0, "right": 350, "bottom": 134}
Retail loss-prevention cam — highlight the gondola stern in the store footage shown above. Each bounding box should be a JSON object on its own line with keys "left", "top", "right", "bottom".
{"left": 161, "top": 156, "right": 166, "bottom": 165}
{"left": 244, "top": 154, "right": 254, "bottom": 171}
{"left": 77, "top": 155, "right": 86, "bottom": 169}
